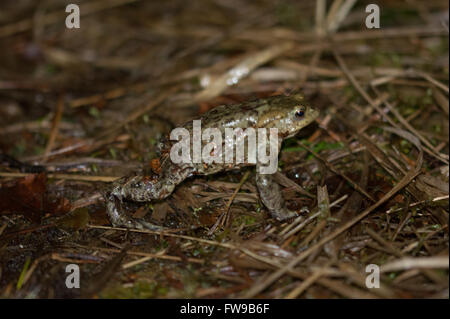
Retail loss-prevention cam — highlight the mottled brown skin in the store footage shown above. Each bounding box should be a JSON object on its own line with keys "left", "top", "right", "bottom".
{"left": 105, "top": 94, "right": 319, "bottom": 230}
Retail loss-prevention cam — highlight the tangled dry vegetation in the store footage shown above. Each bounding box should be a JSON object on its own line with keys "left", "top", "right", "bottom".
{"left": 0, "top": 0, "right": 448, "bottom": 298}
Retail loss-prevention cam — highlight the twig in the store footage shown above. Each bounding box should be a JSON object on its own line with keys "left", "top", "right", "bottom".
{"left": 43, "top": 95, "right": 64, "bottom": 160}
{"left": 381, "top": 257, "right": 449, "bottom": 273}
{"left": 208, "top": 170, "right": 251, "bottom": 235}
{"left": 315, "top": 0, "right": 327, "bottom": 36}
{"left": 0, "top": 172, "right": 119, "bottom": 182}
{"left": 192, "top": 43, "right": 293, "bottom": 103}
{"left": 332, "top": 48, "right": 448, "bottom": 164}
{"left": 284, "top": 261, "right": 334, "bottom": 299}
{"left": 327, "top": 0, "right": 358, "bottom": 33}
{"left": 372, "top": 86, "right": 448, "bottom": 164}
{"left": 243, "top": 143, "right": 422, "bottom": 297}
{"left": 298, "top": 141, "right": 375, "bottom": 202}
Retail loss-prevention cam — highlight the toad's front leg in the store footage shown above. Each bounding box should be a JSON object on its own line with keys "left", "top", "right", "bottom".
{"left": 255, "top": 168, "right": 298, "bottom": 221}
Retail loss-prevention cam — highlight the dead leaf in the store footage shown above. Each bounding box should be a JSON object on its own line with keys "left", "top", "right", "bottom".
{"left": 0, "top": 173, "right": 71, "bottom": 223}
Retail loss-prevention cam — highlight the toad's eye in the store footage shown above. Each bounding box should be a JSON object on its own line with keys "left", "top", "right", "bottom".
{"left": 295, "top": 110, "right": 305, "bottom": 119}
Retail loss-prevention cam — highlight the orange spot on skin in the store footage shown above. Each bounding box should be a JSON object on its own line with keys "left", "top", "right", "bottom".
{"left": 151, "top": 158, "right": 161, "bottom": 174}
{"left": 142, "top": 175, "right": 151, "bottom": 183}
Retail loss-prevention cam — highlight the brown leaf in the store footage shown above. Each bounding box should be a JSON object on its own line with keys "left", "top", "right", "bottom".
{"left": 56, "top": 208, "right": 90, "bottom": 230}
{"left": 0, "top": 173, "right": 71, "bottom": 223}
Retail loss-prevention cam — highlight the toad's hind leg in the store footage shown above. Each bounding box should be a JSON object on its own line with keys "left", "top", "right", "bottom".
{"left": 255, "top": 169, "right": 298, "bottom": 221}
{"left": 105, "top": 165, "right": 193, "bottom": 230}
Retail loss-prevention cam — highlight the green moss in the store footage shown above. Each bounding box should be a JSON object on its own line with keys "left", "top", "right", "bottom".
{"left": 233, "top": 214, "right": 257, "bottom": 226}
{"left": 371, "top": 52, "right": 403, "bottom": 68}
{"left": 88, "top": 163, "right": 97, "bottom": 173}
{"left": 101, "top": 280, "right": 158, "bottom": 298}
{"left": 32, "top": 145, "right": 44, "bottom": 156}
{"left": 10, "top": 139, "right": 27, "bottom": 157}
{"left": 45, "top": 63, "right": 58, "bottom": 75}
{"left": 88, "top": 106, "right": 100, "bottom": 118}
{"left": 387, "top": 272, "right": 398, "bottom": 280}
{"left": 109, "top": 147, "right": 117, "bottom": 159}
